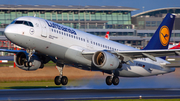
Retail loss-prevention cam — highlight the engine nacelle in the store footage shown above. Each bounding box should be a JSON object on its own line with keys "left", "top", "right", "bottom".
{"left": 15, "top": 52, "right": 42, "bottom": 71}
{"left": 92, "top": 51, "right": 120, "bottom": 70}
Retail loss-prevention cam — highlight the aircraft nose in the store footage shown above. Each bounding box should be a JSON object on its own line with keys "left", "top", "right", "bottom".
{"left": 4, "top": 25, "right": 17, "bottom": 40}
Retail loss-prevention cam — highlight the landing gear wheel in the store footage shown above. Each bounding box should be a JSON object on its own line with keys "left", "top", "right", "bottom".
{"left": 24, "top": 61, "right": 28, "bottom": 67}
{"left": 54, "top": 76, "right": 61, "bottom": 85}
{"left": 24, "top": 61, "right": 32, "bottom": 67}
{"left": 106, "top": 76, "right": 112, "bottom": 85}
{"left": 61, "top": 76, "right": 68, "bottom": 85}
{"left": 112, "top": 76, "right": 119, "bottom": 85}
{"left": 28, "top": 62, "right": 32, "bottom": 67}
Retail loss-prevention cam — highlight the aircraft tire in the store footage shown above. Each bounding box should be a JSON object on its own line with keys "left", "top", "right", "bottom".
{"left": 61, "top": 76, "right": 68, "bottom": 85}
{"left": 106, "top": 76, "right": 112, "bottom": 85}
{"left": 54, "top": 76, "right": 61, "bottom": 85}
{"left": 24, "top": 61, "right": 28, "bottom": 67}
{"left": 112, "top": 76, "right": 119, "bottom": 85}
{"left": 28, "top": 62, "right": 32, "bottom": 67}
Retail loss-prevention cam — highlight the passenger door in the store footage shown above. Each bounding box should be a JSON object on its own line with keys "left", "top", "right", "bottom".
{"left": 39, "top": 19, "right": 47, "bottom": 37}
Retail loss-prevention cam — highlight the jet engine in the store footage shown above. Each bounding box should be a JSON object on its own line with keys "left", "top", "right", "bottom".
{"left": 92, "top": 51, "right": 120, "bottom": 70}
{"left": 15, "top": 52, "right": 44, "bottom": 71}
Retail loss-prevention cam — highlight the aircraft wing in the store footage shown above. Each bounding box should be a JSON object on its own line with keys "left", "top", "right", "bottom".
{"left": 164, "top": 64, "right": 180, "bottom": 68}
{"left": 82, "top": 49, "right": 180, "bottom": 62}
{"left": 115, "top": 49, "right": 180, "bottom": 60}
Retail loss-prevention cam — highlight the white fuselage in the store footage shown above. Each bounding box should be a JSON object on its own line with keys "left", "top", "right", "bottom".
{"left": 4, "top": 16, "right": 175, "bottom": 77}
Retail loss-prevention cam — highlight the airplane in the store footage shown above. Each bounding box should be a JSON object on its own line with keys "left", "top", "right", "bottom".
{"left": 1, "top": 13, "right": 180, "bottom": 86}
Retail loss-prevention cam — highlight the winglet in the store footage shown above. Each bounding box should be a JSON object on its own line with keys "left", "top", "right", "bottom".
{"left": 143, "top": 13, "right": 175, "bottom": 50}
{"left": 105, "top": 31, "right": 109, "bottom": 39}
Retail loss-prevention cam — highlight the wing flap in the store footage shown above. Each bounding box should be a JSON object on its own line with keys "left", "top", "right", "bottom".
{"left": 116, "top": 49, "right": 180, "bottom": 59}
{"left": 164, "top": 64, "right": 180, "bottom": 68}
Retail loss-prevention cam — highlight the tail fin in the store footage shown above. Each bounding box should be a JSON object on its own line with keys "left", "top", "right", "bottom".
{"left": 170, "top": 42, "right": 180, "bottom": 49}
{"left": 105, "top": 31, "right": 109, "bottom": 39}
{"left": 143, "top": 13, "right": 175, "bottom": 50}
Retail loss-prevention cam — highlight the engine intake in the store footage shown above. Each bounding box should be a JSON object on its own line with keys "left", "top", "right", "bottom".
{"left": 15, "top": 52, "right": 42, "bottom": 71}
{"left": 92, "top": 51, "right": 120, "bottom": 70}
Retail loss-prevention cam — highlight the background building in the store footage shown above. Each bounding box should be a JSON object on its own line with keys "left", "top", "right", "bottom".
{"left": 0, "top": 5, "right": 136, "bottom": 29}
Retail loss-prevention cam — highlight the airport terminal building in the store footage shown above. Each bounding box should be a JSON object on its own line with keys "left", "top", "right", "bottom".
{"left": 0, "top": 5, "right": 180, "bottom": 52}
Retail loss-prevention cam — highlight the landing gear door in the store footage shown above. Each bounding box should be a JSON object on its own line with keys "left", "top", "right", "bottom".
{"left": 39, "top": 19, "right": 48, "bottom": 37}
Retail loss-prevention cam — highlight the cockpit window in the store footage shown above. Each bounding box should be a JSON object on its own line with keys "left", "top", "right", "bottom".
{"left": 15, "top": 21, "right": 24, "bottom": 24}
{"left": 28, "top": 22, "right": 34, "bottom": 27}
{"left": 11, "top": 20, "right": 34, "bottom": 27}
{"left": 23, "top": 21, "right": 29, "bottom": 26}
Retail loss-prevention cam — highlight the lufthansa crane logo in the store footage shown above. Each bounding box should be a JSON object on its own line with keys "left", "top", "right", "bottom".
{"left": 159, "top": 26, "right": 170, "bottom": 46}
{"left": 29, "top": 28, "right": 35, "bottom": 35}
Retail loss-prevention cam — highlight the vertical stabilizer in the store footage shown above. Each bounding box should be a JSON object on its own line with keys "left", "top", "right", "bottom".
{"left": 105, "top": 31, "right": 110, "bottom": 39}
{"left": 143, "top": 13, "right": 175, "bottom": 50}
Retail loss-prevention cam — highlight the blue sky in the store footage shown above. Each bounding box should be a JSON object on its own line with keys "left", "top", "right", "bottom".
{"left": 0, "top": 0, "right": 180, "bottom": 15}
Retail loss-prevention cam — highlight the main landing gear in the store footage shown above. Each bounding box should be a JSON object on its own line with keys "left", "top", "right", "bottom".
{"left": 54, "top": 63, "right": 68, "bottom": 85}
{"left": 105, "top": 72, "right": 119, "bottom": 86}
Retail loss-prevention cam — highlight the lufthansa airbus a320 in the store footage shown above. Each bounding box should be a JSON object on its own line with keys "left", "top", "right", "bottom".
{"left": 1, "top": 13, "right": 180, "bottom": 86}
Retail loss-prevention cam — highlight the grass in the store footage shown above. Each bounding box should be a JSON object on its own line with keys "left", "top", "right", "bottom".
{"left": 0, "top": 80, "right": 62, "bottom": 89}
{"left": 44, "top": 61, "right": 56, "bottom": 67}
